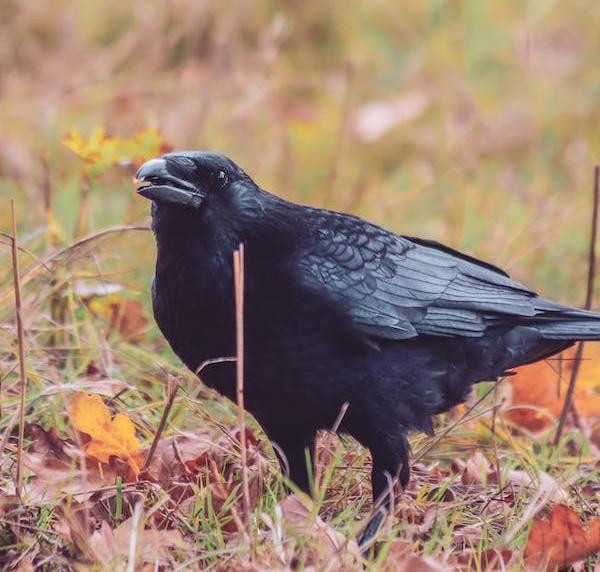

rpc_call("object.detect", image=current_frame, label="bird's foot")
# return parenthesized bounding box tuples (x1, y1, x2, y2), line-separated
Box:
(356, 506, 388, 549)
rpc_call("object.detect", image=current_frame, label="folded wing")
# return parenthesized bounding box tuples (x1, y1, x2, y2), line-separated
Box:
(297, 209, 538, 340)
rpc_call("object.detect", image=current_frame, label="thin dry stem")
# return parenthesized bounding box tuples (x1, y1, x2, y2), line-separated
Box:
(233, 244, 252, 530)
(10, 200, 27, 499)
(142, 375, 180, 473)
(553, 164, 600, 446)
(491, 382, 507, 521)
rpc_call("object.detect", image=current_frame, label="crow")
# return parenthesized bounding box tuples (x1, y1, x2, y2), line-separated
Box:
(136, 151, 600, 539)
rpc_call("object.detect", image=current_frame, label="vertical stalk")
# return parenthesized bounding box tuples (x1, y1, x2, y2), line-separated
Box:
(553, 165, 600, 446)
(10, 200, 27, 498)
(233, 244, 251, 529)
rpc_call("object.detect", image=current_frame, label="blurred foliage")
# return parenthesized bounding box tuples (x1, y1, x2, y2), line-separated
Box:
(2, 0, 600, 302)
(63, 126, 165, 174)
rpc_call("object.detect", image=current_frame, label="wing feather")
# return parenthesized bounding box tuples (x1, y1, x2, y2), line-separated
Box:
(297, 209, 539, 339)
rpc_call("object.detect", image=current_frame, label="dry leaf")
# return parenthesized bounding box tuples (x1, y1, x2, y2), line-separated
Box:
(383, 539, 450, 572)
(143, 430, 268, 531)
(70, 393, 144, 474)
(89, 295, 149, 341)
(89, 518, 184, 567)
(507, 345, 600, 431)
(524, 504, 600, 570)
(279, 494, 360, 565)
(23, 425, 120, 502)
(504, 469, 567, 503)
(13, 555, 35, 572)
(452, 548, 515, 571)
(461, 451, 491, 485)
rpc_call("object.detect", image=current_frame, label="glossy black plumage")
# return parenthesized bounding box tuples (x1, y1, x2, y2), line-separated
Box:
(136, 151, 600, 511)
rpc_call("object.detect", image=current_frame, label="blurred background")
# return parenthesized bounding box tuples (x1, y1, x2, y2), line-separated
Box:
(2, 0, 600, 307)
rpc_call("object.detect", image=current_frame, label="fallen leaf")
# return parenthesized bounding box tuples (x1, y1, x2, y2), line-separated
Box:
(23, 424, 120, 502)
(143, 429, 269, 531)
(507, 345, 600, 431)
(89, 295, 148, 341)
(278, 494, 360, 565)
(452, 548, 515, 571)
(89, 518, 184, 567)
(383, 539, 450, 572)
(13, 555, 35, 572)
(70, 393, 143, 474)
(461, 451, 491, 485)
(504, 469, 567, 503)
(524, 504, 600, 570)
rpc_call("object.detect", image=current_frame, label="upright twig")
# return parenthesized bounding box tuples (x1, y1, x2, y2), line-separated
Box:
(10, 200, 27, 498)
(233, 244, 251, 530)
(491, 382, 506, 521)
(553, 165, 600, 446)
(142, 375, 180, 473)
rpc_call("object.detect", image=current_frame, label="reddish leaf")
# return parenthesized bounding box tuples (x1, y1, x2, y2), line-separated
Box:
(524, 504, 600, 570)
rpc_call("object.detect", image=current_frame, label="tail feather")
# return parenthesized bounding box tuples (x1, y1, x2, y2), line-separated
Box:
(536, 321, 600, 340)
(532, 298, 600, 340)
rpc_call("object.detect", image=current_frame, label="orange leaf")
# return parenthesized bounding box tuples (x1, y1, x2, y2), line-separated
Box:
(89, 295, 148, 341)
(70, 393, 143, 474)
(507, 344, 600, 431)
(524, 504, 600, 570)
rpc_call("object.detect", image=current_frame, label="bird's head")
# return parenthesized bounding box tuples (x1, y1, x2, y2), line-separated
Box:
(135, 151, 251, 211)
(135, 151, 289, 244)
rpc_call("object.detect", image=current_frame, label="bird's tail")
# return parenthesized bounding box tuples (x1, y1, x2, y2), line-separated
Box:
(531, 299, 600, 340)
(496, 301, 600, 371)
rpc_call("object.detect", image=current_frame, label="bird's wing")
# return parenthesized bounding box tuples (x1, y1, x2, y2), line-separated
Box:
(296, 210, 538, 339)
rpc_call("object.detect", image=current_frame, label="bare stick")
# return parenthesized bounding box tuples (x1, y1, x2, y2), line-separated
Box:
(141, 375, 180, 473)
(491, 382, 506, 521)
(10, 200, 27, 499)
(553, 165, 600, 446)
(233, 244, 251, 529)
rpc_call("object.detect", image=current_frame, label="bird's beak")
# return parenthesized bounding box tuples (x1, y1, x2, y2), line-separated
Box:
(135, 158, 204, 209)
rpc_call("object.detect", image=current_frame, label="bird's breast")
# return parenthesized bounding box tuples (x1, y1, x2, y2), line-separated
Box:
(152, 250, 236, 377)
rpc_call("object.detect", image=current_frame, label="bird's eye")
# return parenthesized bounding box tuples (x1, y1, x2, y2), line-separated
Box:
(210, 170, 228, 188)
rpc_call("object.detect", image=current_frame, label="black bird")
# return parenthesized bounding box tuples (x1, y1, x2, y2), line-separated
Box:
(136, 151, 600, 533)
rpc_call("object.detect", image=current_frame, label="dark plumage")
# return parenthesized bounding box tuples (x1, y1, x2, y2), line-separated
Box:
(136, 151, 600, 523)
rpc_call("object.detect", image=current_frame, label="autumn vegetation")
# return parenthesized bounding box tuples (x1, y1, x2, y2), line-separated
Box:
(1, 2, 600, 570)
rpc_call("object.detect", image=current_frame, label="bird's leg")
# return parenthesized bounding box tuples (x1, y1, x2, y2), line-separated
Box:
(270, 431, 316, 495)
(358, 435, 410, 547)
